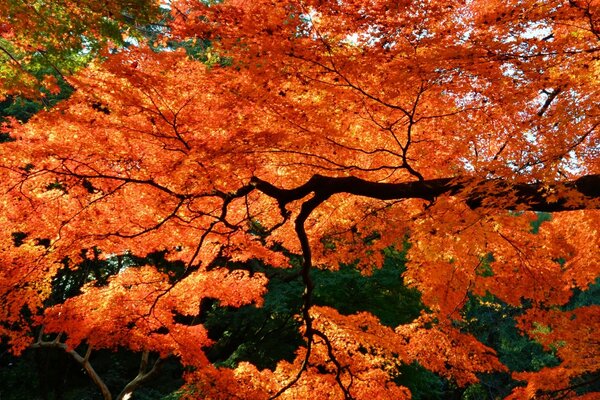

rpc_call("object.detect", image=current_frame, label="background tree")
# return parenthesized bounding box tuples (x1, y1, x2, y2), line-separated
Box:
(0, 0, 162, 97)
(1, 0, 600, 399)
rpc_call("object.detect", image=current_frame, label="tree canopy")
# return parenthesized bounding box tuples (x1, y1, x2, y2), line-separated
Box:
(1, 0, 599, 399)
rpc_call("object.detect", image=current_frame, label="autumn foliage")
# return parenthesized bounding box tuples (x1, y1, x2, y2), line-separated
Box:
(1, 0, 600, 398)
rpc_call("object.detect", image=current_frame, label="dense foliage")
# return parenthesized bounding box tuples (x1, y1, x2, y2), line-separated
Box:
(1, 0, 599, 399)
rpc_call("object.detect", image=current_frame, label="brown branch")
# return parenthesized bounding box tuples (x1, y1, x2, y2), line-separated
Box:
(289, 52, 412, 119)
(0, 44, 30, 74)
(537, 88, 562, 117)
(116, 351, 167, 400)
(250, 173, 600, 213)
(314, 329, 354, 400)
(31, 337, 167, 400)
(542, 371, 600, 399)
(31, 339, 112, 400)
(48, 166, 187, 199)
(269, 193, 325, 399)
(250, 172, 600, 398)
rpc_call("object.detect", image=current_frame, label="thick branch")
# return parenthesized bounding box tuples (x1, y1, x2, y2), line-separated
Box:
(31, 340, 165, 400)
(269, 194, 327, 399)
(31, 340, 112, 400)
(254, 172, 600, 399)
(538, 88, 562, 116)
(116, 351, 166, 400)
(251, 174, 600, 213)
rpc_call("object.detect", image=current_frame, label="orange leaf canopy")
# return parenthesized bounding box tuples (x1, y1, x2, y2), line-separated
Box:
(1, 0, 599, 398)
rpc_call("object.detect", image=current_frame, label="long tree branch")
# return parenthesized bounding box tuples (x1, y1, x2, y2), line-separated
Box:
(249, 172, 599, 398)
(116, 351, 167, 400)
(31, 339, 112, 400)
(250, 173, 600, 213)
(269, 193, 327, 399)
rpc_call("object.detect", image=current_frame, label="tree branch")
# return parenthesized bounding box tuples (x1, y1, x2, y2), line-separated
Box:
(116, 351, 167, 400)
(251, 174, 600, 213)
(268, 193, 326, 399)
(31, 339, 112, 400)
(538, 88, 562, 116)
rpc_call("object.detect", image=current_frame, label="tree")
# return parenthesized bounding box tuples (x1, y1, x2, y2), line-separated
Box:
(1, 0, 599, 398)
(0, 0, 162, 98)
